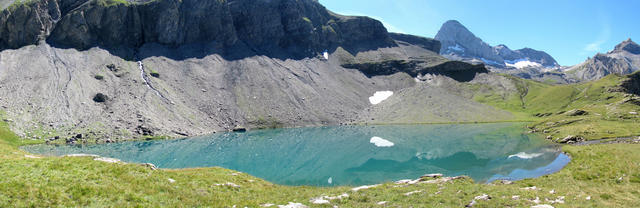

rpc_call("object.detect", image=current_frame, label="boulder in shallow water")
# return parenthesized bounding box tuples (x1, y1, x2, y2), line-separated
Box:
(420, 173, 443, 180)
(232, 126, 247, 132)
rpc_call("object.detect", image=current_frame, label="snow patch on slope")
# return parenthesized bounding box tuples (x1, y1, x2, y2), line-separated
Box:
(369, 91, 393, 105)
(448, 44, 465, 52)
(505, 59, 543, 69)
(480, 58, 503, 66)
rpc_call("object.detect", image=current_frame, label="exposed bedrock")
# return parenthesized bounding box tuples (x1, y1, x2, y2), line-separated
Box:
(1, 0, 396, 60)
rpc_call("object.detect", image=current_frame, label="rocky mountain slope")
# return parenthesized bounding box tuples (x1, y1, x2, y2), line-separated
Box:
(0, 0, 511, 142)
(567, 39, 640, 81)
(435, 20, 559, 68)
(434, 20, 568, 84)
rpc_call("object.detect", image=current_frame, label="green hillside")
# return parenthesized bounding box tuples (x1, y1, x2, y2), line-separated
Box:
(473, 73, 640, 140)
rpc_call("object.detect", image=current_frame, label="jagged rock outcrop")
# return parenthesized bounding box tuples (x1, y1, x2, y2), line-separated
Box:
(388, 32, 440, 53)
(1, 0, 396, 59)
(513, 48, 559, 67)
(435, 20, 559, 68)
(567, 39, 640, 81)
(613, 38, 640, 54)
(341, 32, 487, 82)
(620, 71, 640, 95)
(435, 20, 504, 65)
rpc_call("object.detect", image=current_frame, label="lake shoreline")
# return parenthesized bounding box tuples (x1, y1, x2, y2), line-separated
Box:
(22, 123, 569, 187)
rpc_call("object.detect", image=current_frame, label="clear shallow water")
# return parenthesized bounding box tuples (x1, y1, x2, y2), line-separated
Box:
(23, 123, 569, 186)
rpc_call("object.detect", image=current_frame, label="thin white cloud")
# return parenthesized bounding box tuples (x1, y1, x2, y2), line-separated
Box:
(379, 20, 406, 33)
(582, 12, 611, 54)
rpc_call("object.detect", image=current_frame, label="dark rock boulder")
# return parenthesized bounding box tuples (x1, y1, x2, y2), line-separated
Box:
(136, 125, 153, 136)
(565, 109, 588, 116)
(556, 135, 585, 144)
(232, 126, 247, 132)
(93, 93, 108, 103)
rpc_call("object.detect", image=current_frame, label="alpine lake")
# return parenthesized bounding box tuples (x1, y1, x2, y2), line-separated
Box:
(23, 123, 569, 186)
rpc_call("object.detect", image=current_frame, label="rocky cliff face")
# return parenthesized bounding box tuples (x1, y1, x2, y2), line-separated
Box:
(434, 20, 559, 68)
(1, 0, 395, 59)
(388, 32, 440, 53)
(567, 39, 640, 81)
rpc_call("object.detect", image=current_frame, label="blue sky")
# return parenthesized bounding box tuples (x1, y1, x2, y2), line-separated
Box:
(319, 0, 640, 66)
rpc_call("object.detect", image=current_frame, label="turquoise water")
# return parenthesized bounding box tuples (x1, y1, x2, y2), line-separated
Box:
(23, 123, 569, 186)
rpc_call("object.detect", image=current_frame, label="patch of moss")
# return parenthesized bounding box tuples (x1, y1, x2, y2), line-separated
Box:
(150, 70, 160, 78)
(143, 135, 169, 141)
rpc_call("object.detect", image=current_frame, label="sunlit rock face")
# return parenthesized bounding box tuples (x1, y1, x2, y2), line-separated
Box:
(567, 39, 640, 81)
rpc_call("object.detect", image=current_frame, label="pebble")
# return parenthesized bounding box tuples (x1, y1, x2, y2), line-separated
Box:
(309, 197, 329, 204)
(351, 184, 380, 192)
(277, 202, 308, 208)
(94, 157, 121, 163)
(24, 154, 42, 159)
(141, 163, 157, 170)
(466, 194, 490, 207)
(531, 205, 554, 208)
(64, 154, 100, 158)
(421, 173, 443, 178)
(214, 182, 240, 188)
(474, 194, 491, 201)
(325, 193, 349, 200)
(403, 190, 422, 196)
(531, 197, 541, 204)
